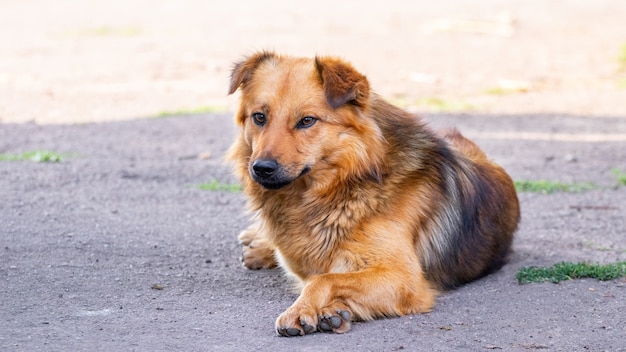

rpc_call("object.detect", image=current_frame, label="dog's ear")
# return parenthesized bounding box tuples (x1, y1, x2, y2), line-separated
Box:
(315, 56, 370, 109)
(228, 51, 277, 95)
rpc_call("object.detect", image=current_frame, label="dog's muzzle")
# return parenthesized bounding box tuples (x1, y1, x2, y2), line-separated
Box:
(250, 159, 309, 190)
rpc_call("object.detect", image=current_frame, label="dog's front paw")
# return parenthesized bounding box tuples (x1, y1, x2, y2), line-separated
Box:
(241, 243, 277, 269)
(237, 229, 277, 270)
(275, 304, 318, 337)
(275, 303, 352, 337)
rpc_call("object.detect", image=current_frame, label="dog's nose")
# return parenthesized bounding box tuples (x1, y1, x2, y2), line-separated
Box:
(252, 159, 278, 178)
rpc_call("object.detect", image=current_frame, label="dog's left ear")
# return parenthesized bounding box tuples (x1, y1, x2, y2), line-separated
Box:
(315, 56, 370, 109)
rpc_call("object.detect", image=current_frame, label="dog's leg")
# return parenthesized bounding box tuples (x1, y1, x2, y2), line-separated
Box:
(238, 225, 277, 269)
(275, 264, 436, 336)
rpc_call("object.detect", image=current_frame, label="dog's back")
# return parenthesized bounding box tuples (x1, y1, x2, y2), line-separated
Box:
(367, 97, 519, 289)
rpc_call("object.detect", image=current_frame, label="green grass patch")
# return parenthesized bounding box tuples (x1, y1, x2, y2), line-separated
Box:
(514, 180, 597, 194)
(157, 105, 227, 118)
(612, 168, 626, 186)
(517, 261, 626, 284)
(196, 179, 241, 192)
(0, 150, 64, 163)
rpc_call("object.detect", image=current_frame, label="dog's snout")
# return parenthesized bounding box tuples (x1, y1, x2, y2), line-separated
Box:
(252, 159, 279, 178)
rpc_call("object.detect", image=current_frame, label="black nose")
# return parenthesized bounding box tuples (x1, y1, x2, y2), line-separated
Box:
(252, 159, 278, 178)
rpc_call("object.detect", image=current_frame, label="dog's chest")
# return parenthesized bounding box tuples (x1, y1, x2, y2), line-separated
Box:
(264, 192, 377, 279)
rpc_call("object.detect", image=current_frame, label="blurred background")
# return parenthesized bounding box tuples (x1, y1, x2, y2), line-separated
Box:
(1, 0, 625, 124)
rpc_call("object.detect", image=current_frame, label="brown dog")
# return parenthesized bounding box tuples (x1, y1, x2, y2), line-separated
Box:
(227, 51, 520, 336)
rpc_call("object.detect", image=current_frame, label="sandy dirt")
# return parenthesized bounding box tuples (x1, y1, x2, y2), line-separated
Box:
(1, 0, 626, 123)
(1, 1, 625, 351)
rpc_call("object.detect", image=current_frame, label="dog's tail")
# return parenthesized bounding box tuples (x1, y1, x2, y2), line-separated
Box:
(420, 130, 520, 290)
(438, 128, 487, 162)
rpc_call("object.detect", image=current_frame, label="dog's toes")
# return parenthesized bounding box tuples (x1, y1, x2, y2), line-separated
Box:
(277, 320, 315, 336)
(277, 327, 302, 337)
(318, 308, 352, 334)
(276, 302, 353, 336)
(338, 310, 351, 321)
(301, 321, 316, 334)
(275, 306, 318, 337)
(318, 316, 341, 331)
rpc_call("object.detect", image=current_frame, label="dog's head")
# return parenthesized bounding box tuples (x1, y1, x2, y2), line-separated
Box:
(228, 51, 383, 191)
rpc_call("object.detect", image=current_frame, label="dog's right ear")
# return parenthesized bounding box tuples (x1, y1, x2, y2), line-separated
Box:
(228, 51, 277, 95)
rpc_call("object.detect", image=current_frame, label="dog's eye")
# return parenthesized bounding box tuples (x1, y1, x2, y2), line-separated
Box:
(252, 112, 266, 126)
(296, 116, 317, 129)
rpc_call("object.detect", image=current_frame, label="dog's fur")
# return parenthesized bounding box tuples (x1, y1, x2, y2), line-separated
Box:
(227, 51, 520, 336)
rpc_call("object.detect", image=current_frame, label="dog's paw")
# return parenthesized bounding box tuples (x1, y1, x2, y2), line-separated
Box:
(241, 243, 277, 269)
(275, 303, 352, 337)
(275, 304, 318, 337)
(238, 228, 277, 269)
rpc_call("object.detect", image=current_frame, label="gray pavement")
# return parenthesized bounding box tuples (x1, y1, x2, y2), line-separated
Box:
(1, 113, 625, 351)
